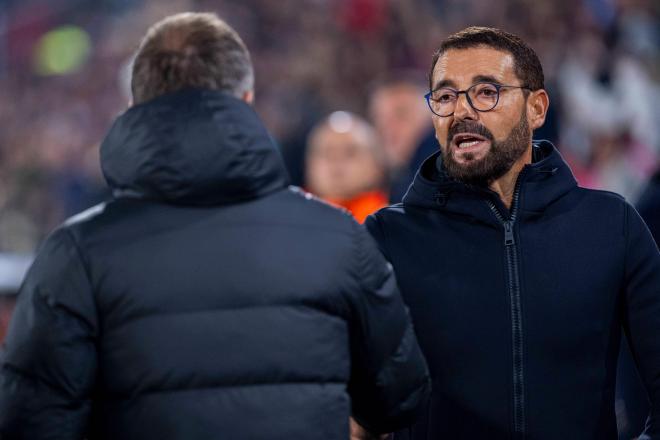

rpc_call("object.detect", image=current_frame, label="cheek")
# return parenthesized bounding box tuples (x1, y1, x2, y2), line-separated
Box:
(484, 108, 523, 140)
(495, 123, 519, 141)
(432, 118, 449, 148)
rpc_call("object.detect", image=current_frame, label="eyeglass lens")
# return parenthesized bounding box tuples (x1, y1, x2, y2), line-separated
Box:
(429, 83, 500, 116)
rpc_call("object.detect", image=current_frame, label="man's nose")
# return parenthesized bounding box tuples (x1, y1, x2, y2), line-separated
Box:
(453, 92, 477, 120)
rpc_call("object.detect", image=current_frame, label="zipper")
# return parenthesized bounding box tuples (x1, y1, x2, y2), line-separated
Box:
(486, 177, 525, 439)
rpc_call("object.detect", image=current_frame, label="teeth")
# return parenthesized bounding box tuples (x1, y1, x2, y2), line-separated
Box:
(458, 140, 481, 148)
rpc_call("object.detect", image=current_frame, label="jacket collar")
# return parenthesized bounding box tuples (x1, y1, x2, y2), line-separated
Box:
(402, 141, 578, 221)
(101, 88, 289, 205)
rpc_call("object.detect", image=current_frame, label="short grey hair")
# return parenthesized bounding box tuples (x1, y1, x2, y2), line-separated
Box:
(131, 12, 254, 104)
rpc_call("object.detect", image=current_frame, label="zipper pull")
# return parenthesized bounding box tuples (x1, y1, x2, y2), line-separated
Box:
(504, 221, 515, 246)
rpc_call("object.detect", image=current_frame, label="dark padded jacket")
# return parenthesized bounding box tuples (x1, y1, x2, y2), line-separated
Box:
(366, 142, 660, 440)
(0, 89, 430, 440)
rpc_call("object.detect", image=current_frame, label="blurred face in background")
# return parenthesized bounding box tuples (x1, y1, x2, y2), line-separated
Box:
(369, 83, 431, 170)
(306, 112, 385, 201)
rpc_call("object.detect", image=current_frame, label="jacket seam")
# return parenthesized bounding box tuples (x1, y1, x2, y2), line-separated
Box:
(372, 213, 393, 262)
(108, 302, 349, 328)
(104, 380, 347, 399)
(62, 227, 95, 296)
(349, 220, 395, 305)
(62, 227, 102, 337)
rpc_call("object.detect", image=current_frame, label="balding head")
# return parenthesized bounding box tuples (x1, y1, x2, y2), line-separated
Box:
(131, 12, 253, 104)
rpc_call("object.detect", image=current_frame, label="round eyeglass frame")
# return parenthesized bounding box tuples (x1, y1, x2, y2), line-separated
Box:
(424, 82, 530, 117)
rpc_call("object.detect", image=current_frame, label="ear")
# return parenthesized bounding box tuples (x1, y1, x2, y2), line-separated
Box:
(527, 89, 549, 131)
(242, 90, 254, 105)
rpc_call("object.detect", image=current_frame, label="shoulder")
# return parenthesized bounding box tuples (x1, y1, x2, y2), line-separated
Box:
(364, 204, 412, 260)
(574, 186, 626, 204)
(57, 202, 112, 247)
(366, 203, 423, 236)
(368, 203, 407, 225)
(572, 186, 629, 216)
(63, 202, 108, 228)
(571, 187, 648, 238)
(274, 186, 358, 233)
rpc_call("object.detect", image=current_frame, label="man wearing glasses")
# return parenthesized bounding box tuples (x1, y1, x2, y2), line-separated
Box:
(366, 27, 660, 439)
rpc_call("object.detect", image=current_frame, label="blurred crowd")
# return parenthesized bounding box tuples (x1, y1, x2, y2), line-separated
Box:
(0, 0, 658, 252)
(0, 0, 658, 436)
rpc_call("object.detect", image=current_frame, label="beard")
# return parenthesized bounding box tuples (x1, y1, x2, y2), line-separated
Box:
(441, 110, 531, 186)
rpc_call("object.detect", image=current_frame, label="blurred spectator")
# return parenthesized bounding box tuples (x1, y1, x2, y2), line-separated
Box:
(368, 76, 437, 203)
(306, 111, 388, 223)
(557, 10, 659, 201)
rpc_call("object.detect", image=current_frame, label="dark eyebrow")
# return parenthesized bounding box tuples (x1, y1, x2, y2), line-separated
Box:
(431, 79, 457, 91)
(472, 75, 500, 84)
(432, 75, 502, 91)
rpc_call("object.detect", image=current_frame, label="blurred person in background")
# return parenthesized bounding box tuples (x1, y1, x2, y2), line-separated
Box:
(557, 16, 659, 202)
(366, 26, 660, 439)
(369, 76, 437, 203)
(306, 111, 388, 223)
(0, 12, 430, 440)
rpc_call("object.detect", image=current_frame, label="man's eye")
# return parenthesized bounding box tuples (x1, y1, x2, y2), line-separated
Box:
(437, 93, 454, 103)
(478, 88, 498, 97)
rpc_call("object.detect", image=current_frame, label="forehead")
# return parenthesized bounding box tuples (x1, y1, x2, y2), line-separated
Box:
(371, 85, 420, 112)
(373, 84, 419, 102)
(432, 46, 517, 88)
(311, 127, 367, 152)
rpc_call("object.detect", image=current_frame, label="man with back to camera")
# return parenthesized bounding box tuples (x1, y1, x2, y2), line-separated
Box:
(366, 26, 660, 439)
(0, 12, 430, 439)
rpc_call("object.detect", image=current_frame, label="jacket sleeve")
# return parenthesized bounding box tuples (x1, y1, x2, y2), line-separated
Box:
(343, 218, 430, 434)
(364, 212, 390, 261)
(0, 227, 98, 440)
(621, 204, 660, 440)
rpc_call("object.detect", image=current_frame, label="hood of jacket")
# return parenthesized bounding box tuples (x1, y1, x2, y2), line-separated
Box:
(402, 140, 578, 220)
(100, 88, 289, 205)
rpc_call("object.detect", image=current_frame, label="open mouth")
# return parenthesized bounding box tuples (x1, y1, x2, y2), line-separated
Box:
(451, 133, 490, 151)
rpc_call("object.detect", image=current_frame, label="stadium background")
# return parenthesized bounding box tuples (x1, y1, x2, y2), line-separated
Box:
(0, 0, 658, 438)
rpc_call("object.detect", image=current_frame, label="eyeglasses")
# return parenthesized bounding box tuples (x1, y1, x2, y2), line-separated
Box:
(424, 82, 530, 117)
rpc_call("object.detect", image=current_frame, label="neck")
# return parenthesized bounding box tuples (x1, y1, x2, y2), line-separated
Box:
(488, 147, 532, 210)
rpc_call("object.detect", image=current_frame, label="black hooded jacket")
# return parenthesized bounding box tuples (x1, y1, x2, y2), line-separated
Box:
(366, 142, 660, 440)
(0, 89, 430, 439)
